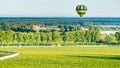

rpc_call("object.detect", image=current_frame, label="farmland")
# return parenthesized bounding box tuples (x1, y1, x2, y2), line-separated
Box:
(0, 46, 120, 68)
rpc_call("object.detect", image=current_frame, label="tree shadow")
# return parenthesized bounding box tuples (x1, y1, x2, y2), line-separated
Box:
(0, 51, 9, 53)
(65, 55, 120, 60)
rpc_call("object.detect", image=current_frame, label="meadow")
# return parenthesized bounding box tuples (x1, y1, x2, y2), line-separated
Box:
(0, 51, 9, 57)
(0, 46, 120, 68)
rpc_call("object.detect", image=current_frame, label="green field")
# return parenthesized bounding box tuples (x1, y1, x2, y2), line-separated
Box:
(0, 51, 9, 57)
(0, 46, 120, 68)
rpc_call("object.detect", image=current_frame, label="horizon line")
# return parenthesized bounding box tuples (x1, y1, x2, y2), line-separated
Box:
(0, 16, 120, 18)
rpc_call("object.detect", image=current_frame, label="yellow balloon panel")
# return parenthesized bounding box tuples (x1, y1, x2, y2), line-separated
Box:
(76, 5, 87, 17)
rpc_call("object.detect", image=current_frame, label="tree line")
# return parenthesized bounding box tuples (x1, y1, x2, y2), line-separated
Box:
(0, 29, 100, 46)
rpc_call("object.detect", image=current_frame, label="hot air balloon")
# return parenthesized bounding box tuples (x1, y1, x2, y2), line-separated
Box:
(76, 5, 87, 17)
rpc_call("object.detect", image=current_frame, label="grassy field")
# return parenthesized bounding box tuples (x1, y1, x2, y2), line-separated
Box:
(0, 51, 10, 57)
(0, 46, 120, 68)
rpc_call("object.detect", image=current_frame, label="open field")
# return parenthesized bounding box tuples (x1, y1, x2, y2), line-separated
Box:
(0, 46, 120, 68)
(0, 51, 9, 57)
(100, 31, 118, 35)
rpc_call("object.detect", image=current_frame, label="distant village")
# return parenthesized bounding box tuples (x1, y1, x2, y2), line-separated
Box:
(33, 24, 119, 35)
(33, 25, 57, 30)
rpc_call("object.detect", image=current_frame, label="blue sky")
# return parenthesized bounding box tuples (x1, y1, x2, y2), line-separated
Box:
(0, 0, 120, 17)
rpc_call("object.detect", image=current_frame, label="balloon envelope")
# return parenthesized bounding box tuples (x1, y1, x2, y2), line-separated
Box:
(76, 5, 87, 17)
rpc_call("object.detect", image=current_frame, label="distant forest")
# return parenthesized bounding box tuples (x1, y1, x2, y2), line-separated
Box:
(0, 17, 120, 31)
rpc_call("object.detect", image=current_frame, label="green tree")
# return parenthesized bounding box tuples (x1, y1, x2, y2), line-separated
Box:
(30, 22, 34, 30)
(17, 32, 24, 44)
(63, 32, 74, 42)
(1, 22, 10, 30)
(94, 26, 100, 42)
(5, 30, 14, 44)
(105, 35, 117, 43)
(115, 32, 120, 43)
(23, 33, 29, 44)
(74, 30, 85, 42)
(52, 31, 62, 43)
(59, 25, 65, 32)
(85, 31, 91, 42)
(28, 32, 35, 44)
(0, 30, 5, 45)
(76, 25, 82, 31)
(34, 32, 41, 44)
(64, 25, 69, 32)
(41, 32, 47, 42)
(13, 32, 18, 44)
(46, 32, 52, 43)
(69, 26, 74, 31)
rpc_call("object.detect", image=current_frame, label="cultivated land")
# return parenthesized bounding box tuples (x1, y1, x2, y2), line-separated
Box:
(0, 46, 120, 68)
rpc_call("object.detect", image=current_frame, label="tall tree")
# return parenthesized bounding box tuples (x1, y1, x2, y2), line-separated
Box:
(23, 33, 29, 44)
(40, 32, 47, 42)
(46, 32, 52, 43)
(5, 30, 14, 44)
(52, 31, 62, 43)
(115, 32, 120, 43)
(105, 35, 117, 43)
(28, 32, 35, 44)
(34, 32, 41, 44)
(0, 30, 5, 45)
(17, 32, 24, 44)
(85, 31, 91, 42)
